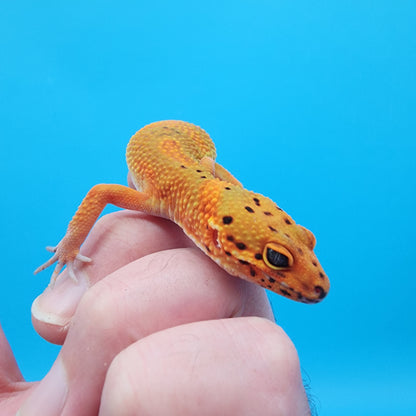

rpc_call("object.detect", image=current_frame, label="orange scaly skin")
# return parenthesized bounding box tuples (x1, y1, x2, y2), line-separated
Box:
(35, 120, 330, 303)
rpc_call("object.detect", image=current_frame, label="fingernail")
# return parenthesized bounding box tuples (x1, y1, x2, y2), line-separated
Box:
(32, 270, 89, 326)
(16, 357, 68, 416)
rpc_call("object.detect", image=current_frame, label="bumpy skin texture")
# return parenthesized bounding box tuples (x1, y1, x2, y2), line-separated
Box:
(36, 120, 330, 303)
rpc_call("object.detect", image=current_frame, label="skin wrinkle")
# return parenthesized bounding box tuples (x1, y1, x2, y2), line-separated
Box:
(80, 266, 163, 346)
(121, 345, 151, 412)
(163, 331, 205, 411)
(186, 342, 203, 390)
(145, 249, 245, 323)
(145, 249, 185, 281)
(227, 276, 248, 318)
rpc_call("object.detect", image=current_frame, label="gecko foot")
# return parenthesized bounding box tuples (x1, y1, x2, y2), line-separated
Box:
(34, 243, 92, 287)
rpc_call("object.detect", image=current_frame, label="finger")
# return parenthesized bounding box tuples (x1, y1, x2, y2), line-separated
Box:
(0, 323, 32, 413)
(0, 323, 25, 385)
(100, 317, 310, 416)
(32, 210, 193, 344)
(20, 248, 272, 416)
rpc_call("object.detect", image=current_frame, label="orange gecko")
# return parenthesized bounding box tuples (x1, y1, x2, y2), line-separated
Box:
(35, 120, 330, 303)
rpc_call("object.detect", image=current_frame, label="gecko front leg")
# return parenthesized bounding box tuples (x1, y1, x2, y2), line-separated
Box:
(35, 183, 154, 286)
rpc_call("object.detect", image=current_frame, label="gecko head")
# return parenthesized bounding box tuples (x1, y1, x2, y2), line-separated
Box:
(258, 229, 329, 303)
(214, 188, 330, 303)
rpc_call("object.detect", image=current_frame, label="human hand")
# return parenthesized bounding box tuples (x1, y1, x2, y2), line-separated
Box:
(1, 211, 310, 415)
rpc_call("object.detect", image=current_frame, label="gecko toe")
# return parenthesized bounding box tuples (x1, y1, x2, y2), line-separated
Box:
(48, 262, 64, 288)
(76, 253, 92, 263)
(67, 262, 78, 282)
(34, 252, 59, 275)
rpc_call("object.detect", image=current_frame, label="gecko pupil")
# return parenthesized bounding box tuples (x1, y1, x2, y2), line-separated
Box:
(266, 248, 289, 268)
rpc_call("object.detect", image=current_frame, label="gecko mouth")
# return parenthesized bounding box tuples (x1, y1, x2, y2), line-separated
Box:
(297, 286, 328, 304)
(269, 279, 328, 304)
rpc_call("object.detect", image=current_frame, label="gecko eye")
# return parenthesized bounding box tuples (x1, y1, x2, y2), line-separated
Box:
(263, 243, 293, 269)
(267, 249, 289, 267)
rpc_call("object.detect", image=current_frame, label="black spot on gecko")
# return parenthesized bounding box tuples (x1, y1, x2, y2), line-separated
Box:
(226, 235, 234, 242)
(297, 247, 304, 255)
(236, 242, 247, 250)
(180, 165, 187, 169)
(284, 218, 292, 225)
(276, 205, 283, 211)
(245, 206, 254, 213)
(276, 271, 286, 278)
(225, 251, 232, 256)
(250, 268, 256, 277)
(196, 169, 203, 173)
(263, 211, 273, 216)
(268, 226, 277, 232)
(319, 272, 325, 279)
(225, 187, 231, 190)
(223, 216, 233, 225)
(239, 259, 250, 265)
(267, 284, 272, 289)
(281, 289, 292, 298)
(253, 197, 261, 206)
(261, 278, 265, 282)
(200, 176, 207, 179)
(312, 261, 318, 267)
(255, 253, 262, 260)
(268, 277, 276, 283)
(204, 245, 211, 253)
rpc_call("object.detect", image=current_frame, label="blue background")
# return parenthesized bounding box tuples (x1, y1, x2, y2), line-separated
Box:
(1, 1, 415, 414)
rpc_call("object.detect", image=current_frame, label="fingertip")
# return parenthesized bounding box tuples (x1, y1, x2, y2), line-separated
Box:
(31, 273, 90, 344)
(100, 318, 309, 416)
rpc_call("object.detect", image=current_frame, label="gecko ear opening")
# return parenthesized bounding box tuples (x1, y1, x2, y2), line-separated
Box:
(263, 243, 293, 269)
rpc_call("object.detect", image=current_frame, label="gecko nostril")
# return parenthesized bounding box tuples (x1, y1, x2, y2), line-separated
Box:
(314, 285, 327, 299)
